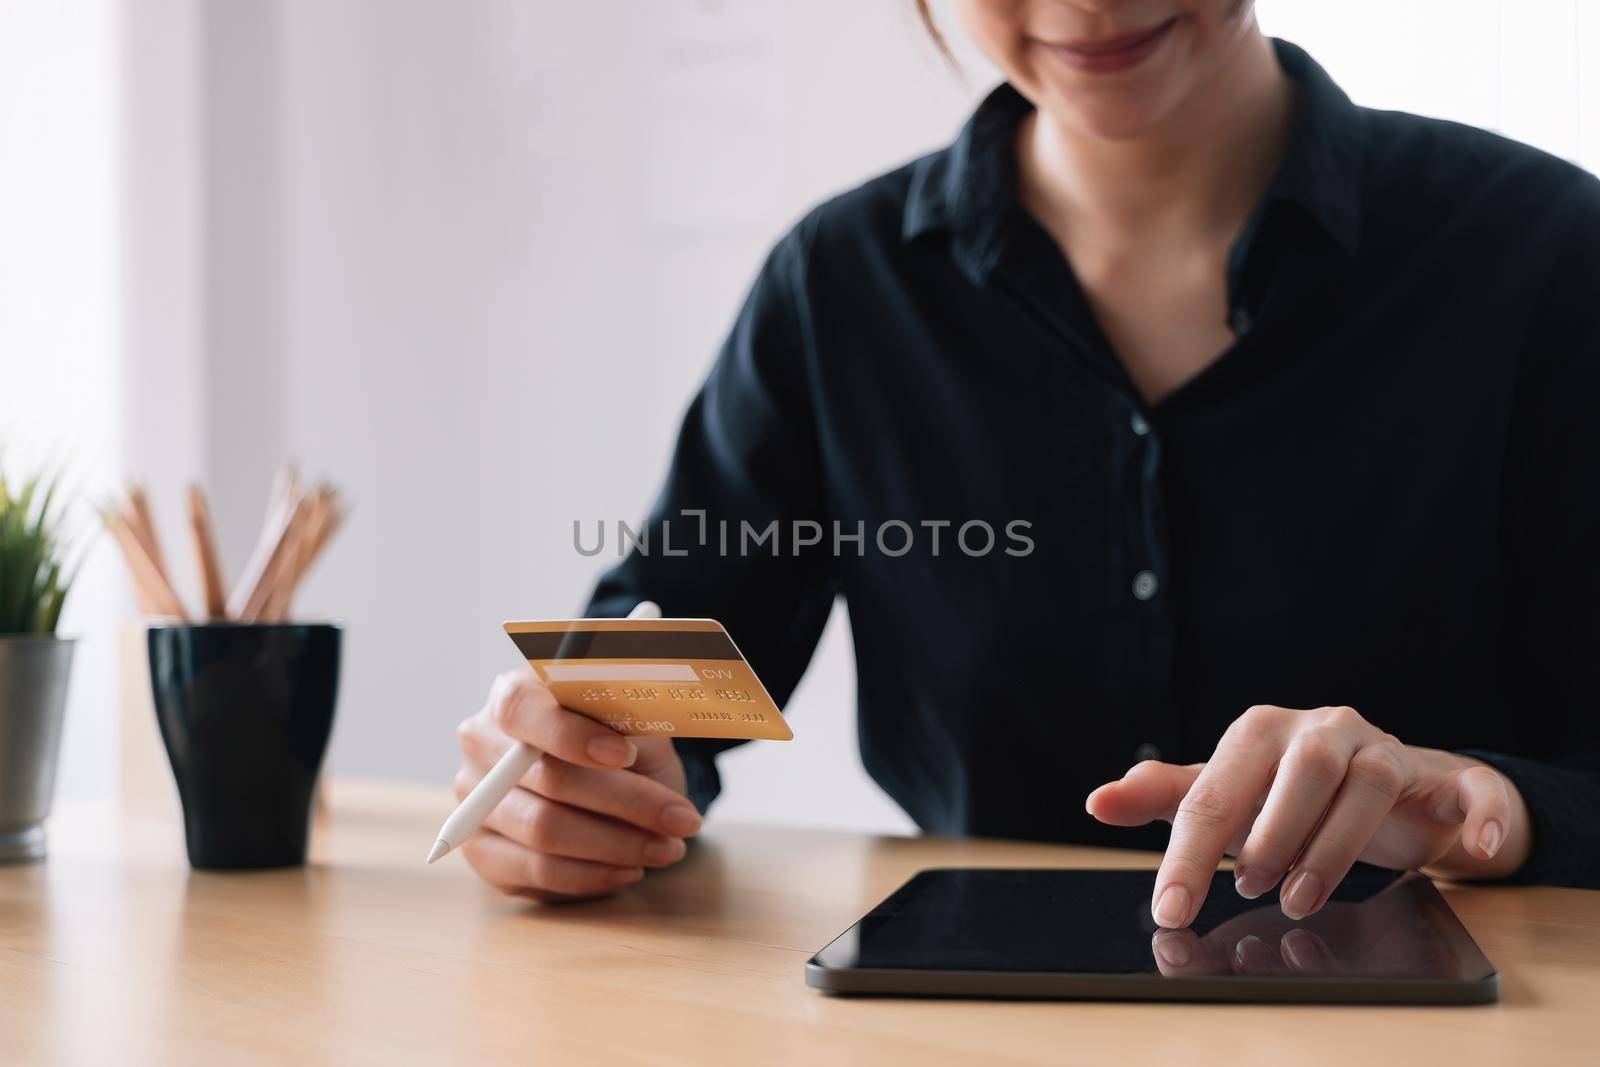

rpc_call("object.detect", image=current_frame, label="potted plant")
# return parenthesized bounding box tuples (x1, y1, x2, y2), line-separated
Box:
(0, 462, 78, 861)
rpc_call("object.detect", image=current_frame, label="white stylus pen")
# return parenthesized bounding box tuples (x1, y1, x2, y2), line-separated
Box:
(426, 599, 662, 864)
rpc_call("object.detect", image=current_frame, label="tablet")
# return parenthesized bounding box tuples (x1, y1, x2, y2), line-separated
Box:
(806, 867, 1497, 1003)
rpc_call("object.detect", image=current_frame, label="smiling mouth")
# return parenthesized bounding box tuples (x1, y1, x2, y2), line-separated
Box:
(1042, 17, 1179, 74)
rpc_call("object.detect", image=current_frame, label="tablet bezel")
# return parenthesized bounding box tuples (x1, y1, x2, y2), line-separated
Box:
(804, 868, 1499, 1004)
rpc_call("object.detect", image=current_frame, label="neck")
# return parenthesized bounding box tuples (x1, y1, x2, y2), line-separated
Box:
(1019, 31, 1293, 243)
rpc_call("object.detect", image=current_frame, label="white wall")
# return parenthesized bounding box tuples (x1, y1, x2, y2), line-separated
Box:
(1259, 0, 1599, 166)
(0, 0, 122, 801)
(93, 0, 1600, 833)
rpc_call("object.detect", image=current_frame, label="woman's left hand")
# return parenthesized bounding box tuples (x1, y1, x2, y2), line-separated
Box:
(1086, 705, 1532, 929)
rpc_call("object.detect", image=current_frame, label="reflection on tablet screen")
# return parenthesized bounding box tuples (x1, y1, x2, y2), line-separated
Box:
(820, 867, 1493, 982)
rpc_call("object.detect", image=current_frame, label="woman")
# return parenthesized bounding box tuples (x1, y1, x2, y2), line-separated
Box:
(454, 0, 1600, 931)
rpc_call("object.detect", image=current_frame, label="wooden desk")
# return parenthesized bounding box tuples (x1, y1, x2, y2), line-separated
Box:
(2, 780, 1597, 1066)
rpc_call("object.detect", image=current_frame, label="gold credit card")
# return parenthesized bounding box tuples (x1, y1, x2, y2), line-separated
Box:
(503, 618, 792, 741)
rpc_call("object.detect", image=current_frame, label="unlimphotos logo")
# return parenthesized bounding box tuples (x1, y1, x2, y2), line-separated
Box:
(573, 509, 1036, 559)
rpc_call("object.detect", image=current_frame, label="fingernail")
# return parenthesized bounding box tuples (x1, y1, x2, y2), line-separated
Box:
(1152, 931, 1191, 967)
(1281, 870, 1323, 920)
(1233, 864, 1273, 900)
(661, 803, 701, 837)
(1233, 934, 1275, 972)
(609, 866, 644, 886)
(1153, 884, 1191, 928)
(1478, 819, 1503, 859)
(588, 735, 637, 767)
(643, 837, 685, 865)
(1281, 928, 1323, 973)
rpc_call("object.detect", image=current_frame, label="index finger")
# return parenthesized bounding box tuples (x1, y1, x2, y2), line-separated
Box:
(1152, 725, 1281, 928)
(492, 671, 638, 770)
(525, 757, 701, 838)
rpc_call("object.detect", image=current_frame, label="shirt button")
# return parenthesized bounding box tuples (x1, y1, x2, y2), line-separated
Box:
(1129, 412, 1150, 437)
(1132, 570, 1159, 601)
(1134, 742, 1162, 764)
(1230, 306, 1252, 335)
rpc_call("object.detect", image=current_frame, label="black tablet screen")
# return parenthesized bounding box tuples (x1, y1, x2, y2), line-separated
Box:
(812, 867, 1495, 982)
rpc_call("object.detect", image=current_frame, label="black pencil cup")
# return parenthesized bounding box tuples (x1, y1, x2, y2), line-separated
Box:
(148, 622, 341, 869)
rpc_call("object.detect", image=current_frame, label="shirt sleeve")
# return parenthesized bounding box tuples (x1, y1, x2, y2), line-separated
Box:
(582, 224, 836, 814)
(1477, 172, 1600, 888)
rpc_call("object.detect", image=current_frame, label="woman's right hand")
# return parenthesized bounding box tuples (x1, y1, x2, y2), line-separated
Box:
(454, 667, 701, 901)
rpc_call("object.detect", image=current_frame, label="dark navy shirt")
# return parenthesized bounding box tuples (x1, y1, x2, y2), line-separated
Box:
(586, 40, 1600, 888)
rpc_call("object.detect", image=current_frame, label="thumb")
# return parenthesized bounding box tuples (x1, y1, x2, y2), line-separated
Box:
(1416, 764, 1514, 861)
(1087, 760, 1204, 827)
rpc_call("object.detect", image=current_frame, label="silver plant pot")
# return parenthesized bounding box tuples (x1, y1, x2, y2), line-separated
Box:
(0, 636, 75, 862)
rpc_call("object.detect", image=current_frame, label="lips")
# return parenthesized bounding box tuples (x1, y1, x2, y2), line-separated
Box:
(1043, 17, 1178, 74)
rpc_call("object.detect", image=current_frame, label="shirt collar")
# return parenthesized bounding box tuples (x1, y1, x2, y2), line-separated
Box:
(902, 39, 1365, 283)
